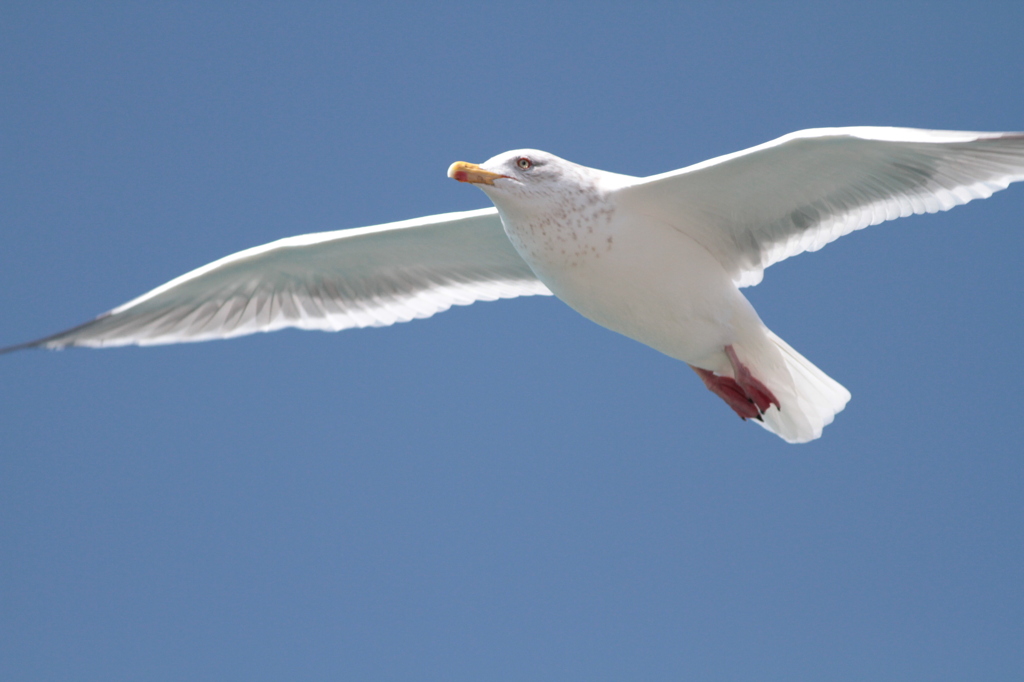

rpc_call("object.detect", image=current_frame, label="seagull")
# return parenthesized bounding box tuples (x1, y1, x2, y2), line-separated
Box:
(5, 127, 1024, 442)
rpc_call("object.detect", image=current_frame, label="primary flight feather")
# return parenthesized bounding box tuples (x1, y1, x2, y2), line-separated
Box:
(6, 127, 1024, 442)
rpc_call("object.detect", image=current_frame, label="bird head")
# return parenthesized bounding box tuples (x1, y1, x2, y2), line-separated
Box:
(448, 150, 591, 208)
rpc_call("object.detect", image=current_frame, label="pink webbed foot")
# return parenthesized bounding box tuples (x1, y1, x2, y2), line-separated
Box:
(691, 365, 762, 420)
(690, 345, 781, 421)
(724, 345, 780, 414)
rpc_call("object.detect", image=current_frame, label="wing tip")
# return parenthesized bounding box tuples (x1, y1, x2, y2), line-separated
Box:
(0, 312, 117, 355)
(0, 340, 43, 355)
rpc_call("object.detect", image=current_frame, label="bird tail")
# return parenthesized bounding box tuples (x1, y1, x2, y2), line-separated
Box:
(753, 329, 851, 443)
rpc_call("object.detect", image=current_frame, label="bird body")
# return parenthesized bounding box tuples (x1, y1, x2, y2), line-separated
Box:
(493, 163, 751, 370)
(462, 149, 850, 441)
(6, 127, 1024, 443)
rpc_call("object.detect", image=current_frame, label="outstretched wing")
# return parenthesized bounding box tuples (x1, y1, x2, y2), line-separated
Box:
(3, 208, 550, 352)
(617, 127, 1024, 287)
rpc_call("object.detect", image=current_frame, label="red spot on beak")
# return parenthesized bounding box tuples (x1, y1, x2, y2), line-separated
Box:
(453, 170, 468, 183)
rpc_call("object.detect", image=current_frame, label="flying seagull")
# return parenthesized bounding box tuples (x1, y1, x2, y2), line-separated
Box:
(5, 127, 1024, 442)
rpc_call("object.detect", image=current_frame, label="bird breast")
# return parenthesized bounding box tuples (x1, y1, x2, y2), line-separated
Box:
(497, 190, 618, 275)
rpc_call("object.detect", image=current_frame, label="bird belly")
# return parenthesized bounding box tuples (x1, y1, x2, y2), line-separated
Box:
(510, 214, 759, 372)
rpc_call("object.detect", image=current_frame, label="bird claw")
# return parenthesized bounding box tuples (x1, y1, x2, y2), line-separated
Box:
(691, 345, 780, 420)
(725, 345, 780, 414)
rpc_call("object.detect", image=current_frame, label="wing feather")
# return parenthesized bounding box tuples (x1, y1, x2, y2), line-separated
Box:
(4, 208, 550, 352)
(617, 127, 1024, 286)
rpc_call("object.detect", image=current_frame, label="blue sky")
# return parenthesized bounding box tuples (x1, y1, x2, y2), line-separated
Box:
(2, 3, 1022, 680)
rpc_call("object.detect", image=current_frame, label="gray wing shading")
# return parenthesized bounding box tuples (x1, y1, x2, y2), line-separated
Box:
(3, 208, 551, 352)
(617, 127, 1024, 287)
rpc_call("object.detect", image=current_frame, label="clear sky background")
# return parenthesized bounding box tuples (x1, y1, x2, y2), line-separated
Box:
(2, 3, 1022, 681)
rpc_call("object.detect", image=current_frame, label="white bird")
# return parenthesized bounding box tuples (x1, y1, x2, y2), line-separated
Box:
(5, 127, 1024, 442)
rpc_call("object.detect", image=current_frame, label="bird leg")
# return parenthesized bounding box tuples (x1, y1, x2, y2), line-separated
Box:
(690, 345, 781, 421)
(691, 365, 762, 420)
(724, 345, 780, 414)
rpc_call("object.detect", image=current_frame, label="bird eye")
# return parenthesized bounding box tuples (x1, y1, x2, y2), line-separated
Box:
(516, 157, 533, 170)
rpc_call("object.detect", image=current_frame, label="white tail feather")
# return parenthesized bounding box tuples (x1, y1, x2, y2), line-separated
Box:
(755, 330, 851, 443)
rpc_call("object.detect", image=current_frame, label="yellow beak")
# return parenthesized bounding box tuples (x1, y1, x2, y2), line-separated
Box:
(447, 161, 508, 186)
